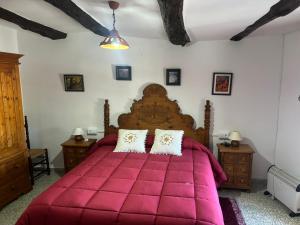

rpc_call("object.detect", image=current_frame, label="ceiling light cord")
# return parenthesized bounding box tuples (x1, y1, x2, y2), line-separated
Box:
(113, 9, 116, 30)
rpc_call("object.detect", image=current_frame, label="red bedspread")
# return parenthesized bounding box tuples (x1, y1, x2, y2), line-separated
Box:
(16, 135, 227, 225)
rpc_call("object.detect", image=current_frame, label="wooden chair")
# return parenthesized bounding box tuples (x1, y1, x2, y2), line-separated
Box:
(25, 116, 50, 185)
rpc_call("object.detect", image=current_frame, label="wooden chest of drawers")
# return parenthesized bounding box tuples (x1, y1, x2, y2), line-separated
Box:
(62, 138, 97, 172)
(0, 152, 32, 208)
(217, 144, 254, 191)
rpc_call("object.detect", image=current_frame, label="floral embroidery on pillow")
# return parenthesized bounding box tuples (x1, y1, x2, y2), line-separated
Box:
(124, 133, 137, 144)
(160, 134, 174, 145)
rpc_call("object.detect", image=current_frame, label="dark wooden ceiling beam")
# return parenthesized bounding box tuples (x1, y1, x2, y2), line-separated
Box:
(231, 0, 300, 41)
(157, 0, 190, 46)
(44, 0, 110, 37)
(0, 7, 67, 40)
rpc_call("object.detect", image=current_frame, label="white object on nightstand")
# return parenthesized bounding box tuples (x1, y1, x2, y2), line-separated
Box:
(212, 130, 230, 138)
(87, 127, 98, 135)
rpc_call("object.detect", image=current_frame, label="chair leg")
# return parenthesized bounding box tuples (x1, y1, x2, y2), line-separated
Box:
(45, 149, 51, 175)
(28, 156, 34, 185)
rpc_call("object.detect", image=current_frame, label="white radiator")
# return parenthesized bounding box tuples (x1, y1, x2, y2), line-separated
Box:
(267, 165, 300, 216)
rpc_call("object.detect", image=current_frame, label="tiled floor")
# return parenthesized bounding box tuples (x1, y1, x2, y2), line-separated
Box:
(0, 171, 299, 225)
(219, 181, 300, 225)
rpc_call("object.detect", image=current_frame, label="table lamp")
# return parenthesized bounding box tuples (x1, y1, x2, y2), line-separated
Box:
(229, 131, 242, 147)
(73, 128, 84, 141)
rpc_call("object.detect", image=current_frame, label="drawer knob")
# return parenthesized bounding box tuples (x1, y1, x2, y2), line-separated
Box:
(11, 185, 16, 191)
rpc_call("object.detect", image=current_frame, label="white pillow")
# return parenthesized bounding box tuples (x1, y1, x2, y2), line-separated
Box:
(114, 129, 148, 153)
(150, 129, 184, 156)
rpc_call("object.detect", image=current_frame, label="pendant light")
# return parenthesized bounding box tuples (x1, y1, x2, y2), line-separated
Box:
(100, 1, 129, 50)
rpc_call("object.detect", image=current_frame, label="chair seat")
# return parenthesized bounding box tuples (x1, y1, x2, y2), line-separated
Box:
(29, 149, 46, 159)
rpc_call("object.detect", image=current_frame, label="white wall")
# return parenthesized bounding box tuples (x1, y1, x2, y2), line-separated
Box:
(0, 24, 18, 53)
(276, 31, 300, 179)
(17, 31, 283, 179)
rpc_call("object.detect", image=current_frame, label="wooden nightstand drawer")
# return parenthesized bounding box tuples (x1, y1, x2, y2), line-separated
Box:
(235, 176, 250, 187)
(222, 153, 235, 164)
(235, 164, 249, 176)
(224, 175, 235, 186)
(65, 157, 78, 167)
(236, 154, 250, 164)
(63, 147, 77, 155)
(64, 147, 86, 157)
(77, 149, 87, 159)
(223, 164, 234, 175)
(77, 149, 86, 154)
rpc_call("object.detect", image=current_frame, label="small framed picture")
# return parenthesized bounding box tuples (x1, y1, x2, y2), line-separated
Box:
(64, 74, 84, 92)
(166, 69, 181, 86)
(116, 66, 132, 81)
(212, 72, 233, 95)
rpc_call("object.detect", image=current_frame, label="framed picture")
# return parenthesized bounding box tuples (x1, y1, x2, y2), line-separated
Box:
(116, 66, 132, 81)
(212, 72, 233, 95)
(64, 74, 84, 92)
(166, 69, 181, 86)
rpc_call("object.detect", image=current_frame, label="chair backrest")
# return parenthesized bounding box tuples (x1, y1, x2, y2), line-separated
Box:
(24, 116, 31, 149)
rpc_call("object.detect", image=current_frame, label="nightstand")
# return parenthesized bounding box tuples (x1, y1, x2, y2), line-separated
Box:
(61, 138, 97, 173)
(217, 144, 254, 191)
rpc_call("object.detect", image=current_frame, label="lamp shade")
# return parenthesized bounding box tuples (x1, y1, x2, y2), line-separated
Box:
(73, 128, 84, 136)
(229, 131, 242, 141)
(100, 29, 129, 50)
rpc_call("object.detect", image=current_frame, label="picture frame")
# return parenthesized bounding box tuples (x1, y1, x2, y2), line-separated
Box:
(64, 74, 84, 92)
(166, 69, 181, 86)
(212, 72, 233, 95)
(116, 66, 132, 81)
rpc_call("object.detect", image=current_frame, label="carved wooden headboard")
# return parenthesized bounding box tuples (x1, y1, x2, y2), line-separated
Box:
(104, 84, 211, 147)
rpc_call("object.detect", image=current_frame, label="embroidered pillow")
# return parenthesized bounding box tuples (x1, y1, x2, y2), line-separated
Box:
(150, 129, 184, 156)
(114, 129, 148, 153)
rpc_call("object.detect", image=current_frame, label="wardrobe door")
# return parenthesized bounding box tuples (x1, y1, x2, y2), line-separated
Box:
(0, 70, 7, 159)
(0, 64, 25, 157)
(11, 65, 26, 150)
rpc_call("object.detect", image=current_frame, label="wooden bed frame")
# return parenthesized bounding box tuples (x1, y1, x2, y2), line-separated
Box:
(104, 84, 211, 148)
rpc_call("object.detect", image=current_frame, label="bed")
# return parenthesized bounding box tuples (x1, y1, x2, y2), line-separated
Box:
(16, 84, 227, 225)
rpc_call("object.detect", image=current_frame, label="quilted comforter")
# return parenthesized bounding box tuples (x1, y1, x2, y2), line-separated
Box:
(16, 135, 227, 225)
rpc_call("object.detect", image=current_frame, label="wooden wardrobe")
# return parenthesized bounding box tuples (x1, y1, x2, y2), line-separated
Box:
(0, 52, 31, 208)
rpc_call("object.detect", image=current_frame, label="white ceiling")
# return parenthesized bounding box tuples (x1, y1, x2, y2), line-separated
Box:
(1, 0, 300, 42)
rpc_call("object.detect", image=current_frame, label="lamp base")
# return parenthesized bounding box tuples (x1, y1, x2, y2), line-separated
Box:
(108, 1, 119, 10)
(74, 135, 84, 142)
(231, 140, 240, 147)
(222, 142, 231, 147)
